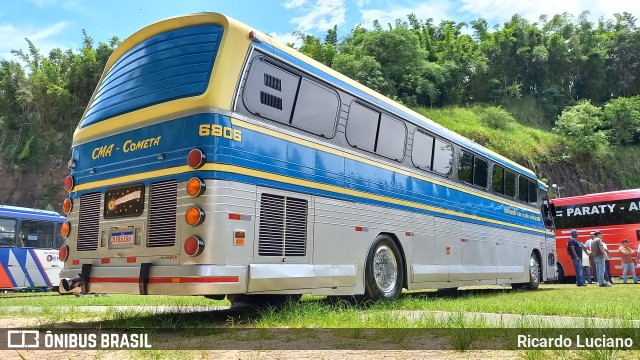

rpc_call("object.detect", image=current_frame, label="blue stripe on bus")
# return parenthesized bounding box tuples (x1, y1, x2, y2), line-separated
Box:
(253, 42, 533, 178)
(0, 248, 17, 287)
(71, 113, 542, 229)
(28, 249, 51, 287)
(11, 248, 34, 287)
(81, 25, 224, 128)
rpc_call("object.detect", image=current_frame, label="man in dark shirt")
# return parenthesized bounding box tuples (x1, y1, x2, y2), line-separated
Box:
(567, 229, 586, 286)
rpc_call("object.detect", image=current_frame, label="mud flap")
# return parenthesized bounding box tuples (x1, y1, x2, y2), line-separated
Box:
(81, 264, 92, 293)
(139, 263, 151, 295)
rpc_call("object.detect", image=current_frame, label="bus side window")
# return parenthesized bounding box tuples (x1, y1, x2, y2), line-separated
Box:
(19, 220, 54, 248)
(346, 102, 379, 153)
(376, 114, 406, 161)
(0, 218, 16, 247)
(432, 139, 453, 175)
(290, 79, 340, 137)
(243, 59, 301, 125)
(411, 131, 434, 171)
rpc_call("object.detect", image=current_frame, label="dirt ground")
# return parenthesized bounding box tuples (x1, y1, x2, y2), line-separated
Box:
(0, 316, 525, 360)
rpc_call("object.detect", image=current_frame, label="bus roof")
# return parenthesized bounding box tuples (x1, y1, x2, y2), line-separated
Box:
(0, 205, 65, 222)
(552, 188, 640, 206)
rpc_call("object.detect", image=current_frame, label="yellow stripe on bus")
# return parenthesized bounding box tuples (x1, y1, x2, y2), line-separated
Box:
(73, 163, 545, 234)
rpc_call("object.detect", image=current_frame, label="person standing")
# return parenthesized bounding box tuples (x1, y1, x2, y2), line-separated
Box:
(585, 232, 596, 279)
(619, 239, 638, 284)
(592, 231, 611, 287)
(581, 243, 593, 284)
(567, 229, 585, 286)
(602, 241, 613, 284)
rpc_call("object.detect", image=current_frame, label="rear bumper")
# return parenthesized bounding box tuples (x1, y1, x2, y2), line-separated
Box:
(58, 264, 247, 295)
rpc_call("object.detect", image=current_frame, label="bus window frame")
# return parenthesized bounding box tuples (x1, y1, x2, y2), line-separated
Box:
(18, 219, 56, 249)
(0, 217, 17, 247)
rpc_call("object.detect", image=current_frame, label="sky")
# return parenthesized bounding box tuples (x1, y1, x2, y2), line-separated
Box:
(1, 0, 640, 61)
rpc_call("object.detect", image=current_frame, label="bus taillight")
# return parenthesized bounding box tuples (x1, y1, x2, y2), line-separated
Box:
(62, 198, 72, 215)
(184, 236, 204, 256)
(59, 245, 69, 262)
(185, 206, 205, 226)
(64, 175, 74, 192)
(61, 222, 71, 238)
(186, 177, 206, 197)
(187, 148, 206, 169)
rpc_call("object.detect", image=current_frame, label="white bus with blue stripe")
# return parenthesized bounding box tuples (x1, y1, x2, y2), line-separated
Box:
(0, 205, 66, 291)
(58, 13, 556, 302)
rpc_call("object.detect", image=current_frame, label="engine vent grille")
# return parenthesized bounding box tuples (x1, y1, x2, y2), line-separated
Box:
(147, 180, 177, 247)
(258, 193, 307, 257)
(77, 192, 101, 251)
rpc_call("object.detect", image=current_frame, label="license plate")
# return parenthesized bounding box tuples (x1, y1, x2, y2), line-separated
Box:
(111, 230, 134, 245)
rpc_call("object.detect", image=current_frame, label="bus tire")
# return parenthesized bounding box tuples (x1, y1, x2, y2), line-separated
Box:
(363, 235, 404, 301)
(512, 253, 541, 290)
(556, 262, 566, 283)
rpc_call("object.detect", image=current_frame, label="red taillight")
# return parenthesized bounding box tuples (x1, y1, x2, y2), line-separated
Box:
(62, 198, 72, 215)
(186, 177, 206, 197)
(59, 245, 69, 262)
(64, 175, 74, 192)
(187, 149, 206, 169)
(184, 236, 204, 256)
(185, 206, 205, 226)
(61, 222, 70, 238)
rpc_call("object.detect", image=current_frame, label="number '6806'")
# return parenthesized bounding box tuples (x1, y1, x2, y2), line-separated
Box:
(198, 124, 242, 142)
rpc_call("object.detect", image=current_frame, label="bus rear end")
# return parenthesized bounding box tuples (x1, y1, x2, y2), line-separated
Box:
(58, 13, 255, 296)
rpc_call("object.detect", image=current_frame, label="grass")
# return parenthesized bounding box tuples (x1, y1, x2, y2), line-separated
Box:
(3, 283, 640, 322)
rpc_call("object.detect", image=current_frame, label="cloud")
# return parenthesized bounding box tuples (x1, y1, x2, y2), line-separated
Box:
(284, 0, 308, 9)
(0, 22, 69, 61)
(269, 31, 302, 47)
(461, 0, 640, 23)
(29, 0, 57, 7)
(359, 1, 455, 29)
(285, 0, 347, 32)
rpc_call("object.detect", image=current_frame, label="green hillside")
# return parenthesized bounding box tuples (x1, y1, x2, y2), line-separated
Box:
(2, 11, 640, 210)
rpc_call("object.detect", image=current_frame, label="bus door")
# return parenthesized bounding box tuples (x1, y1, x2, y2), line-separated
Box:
(541, 197, 557, 281)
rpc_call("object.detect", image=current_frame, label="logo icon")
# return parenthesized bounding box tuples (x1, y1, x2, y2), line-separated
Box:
(7, 330, 40, 348)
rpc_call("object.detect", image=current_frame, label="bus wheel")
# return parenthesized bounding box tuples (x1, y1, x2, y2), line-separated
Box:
(363, 235, 404, 301)
(556, 262, 566, 283)
(512, 254, 541, 290)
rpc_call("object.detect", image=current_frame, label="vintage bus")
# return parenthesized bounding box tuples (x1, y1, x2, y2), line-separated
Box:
(553, 189, 640, 281)
(58, 12, 556, 302)
(0, 205, 65, 291)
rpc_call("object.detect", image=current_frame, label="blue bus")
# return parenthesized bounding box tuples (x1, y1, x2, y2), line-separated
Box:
(0, 205, 66, 290)
(58, 13, 556, 302)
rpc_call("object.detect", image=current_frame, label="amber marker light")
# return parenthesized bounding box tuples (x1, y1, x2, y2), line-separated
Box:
(64, 175, 74, 192)
(61, 222, 70, 238)
(184, 236, 205, 256)
(62, 198, 72, 215)
(59, 245, 69, 262)
(185, 206, 205, 226)
(187, 148, 206, 169)
(186, 177, 206, 197)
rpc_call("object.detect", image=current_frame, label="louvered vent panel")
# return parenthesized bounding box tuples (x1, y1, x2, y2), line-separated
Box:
(264, 73, 282, 91)
(260, 91, 283, 110)
(147, 180, 177, 247)
(258, 194, 307, 257)
(77, 192, 101, 251)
